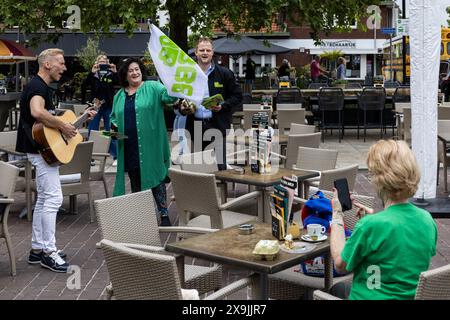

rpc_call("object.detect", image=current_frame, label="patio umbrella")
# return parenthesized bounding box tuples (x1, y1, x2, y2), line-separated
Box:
(0, 39, 35, 63)
(188, 35, 292, 57)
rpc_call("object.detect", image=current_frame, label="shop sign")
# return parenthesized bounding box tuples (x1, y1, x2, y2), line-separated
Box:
(319, 40, 357, 49)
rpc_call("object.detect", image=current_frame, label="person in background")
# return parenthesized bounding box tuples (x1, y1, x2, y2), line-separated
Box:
(310, 55, 328, 83)
(82, 54, 118, 165)
(111, 57, 179, 226)
(245, 52, 256, 89)
(330, 139, 437, 300)
(277, 59, 291, 78)
(336, 57, 347, 80)
(185, 37, 242, 170)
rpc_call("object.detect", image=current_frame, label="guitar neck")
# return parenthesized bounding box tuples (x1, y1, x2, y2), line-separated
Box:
(73, 113, 89, 129)
(71, 100, 104, 129)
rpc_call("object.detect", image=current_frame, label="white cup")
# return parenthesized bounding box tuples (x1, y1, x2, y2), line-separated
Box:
(307, 224, 326, 240)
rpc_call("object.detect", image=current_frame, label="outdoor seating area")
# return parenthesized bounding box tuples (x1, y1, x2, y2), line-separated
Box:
(2, 0, 450, 305)
(1, 128, 450, 301)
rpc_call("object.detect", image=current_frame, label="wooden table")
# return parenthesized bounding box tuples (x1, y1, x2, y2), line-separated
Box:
(0, 145, 32, 221)
(165, 222, 331, 300)
(215, 166, 319, 222)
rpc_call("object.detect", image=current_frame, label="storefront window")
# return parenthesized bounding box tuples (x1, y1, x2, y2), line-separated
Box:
(344, 54, 361, 78)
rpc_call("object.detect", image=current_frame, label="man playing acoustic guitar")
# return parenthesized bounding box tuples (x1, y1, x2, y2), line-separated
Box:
(16, 48, 96, 273)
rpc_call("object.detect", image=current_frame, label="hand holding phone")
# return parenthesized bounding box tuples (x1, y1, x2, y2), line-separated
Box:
(334, 178, 352, 211)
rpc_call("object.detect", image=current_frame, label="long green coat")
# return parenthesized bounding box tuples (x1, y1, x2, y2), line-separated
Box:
(111, 80, 177, 196)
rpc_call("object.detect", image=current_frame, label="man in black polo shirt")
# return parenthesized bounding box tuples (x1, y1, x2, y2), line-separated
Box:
(185, 37, 242, 170)
(16, 48, 96, 273)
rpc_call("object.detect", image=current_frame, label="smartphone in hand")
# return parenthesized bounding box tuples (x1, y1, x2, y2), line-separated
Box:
(334, 178, 352, 211)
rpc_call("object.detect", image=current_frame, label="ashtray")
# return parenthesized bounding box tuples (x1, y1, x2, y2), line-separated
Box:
(234, 167, 245, 175)
(238, 223, 254, 235)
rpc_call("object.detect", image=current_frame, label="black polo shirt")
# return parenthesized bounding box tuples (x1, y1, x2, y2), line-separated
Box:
(16, 75, 55, 154)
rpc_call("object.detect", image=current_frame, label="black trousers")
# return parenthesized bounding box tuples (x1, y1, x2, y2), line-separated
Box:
(192, 119, 227, 171)
(127, 168, 168, 216)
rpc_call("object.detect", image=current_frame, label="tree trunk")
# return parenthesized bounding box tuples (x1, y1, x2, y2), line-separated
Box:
(166, 1, 189, 51)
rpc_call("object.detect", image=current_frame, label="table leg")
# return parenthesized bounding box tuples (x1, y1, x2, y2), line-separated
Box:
(262, 187, 272, 223)
(175, 254, 185, 286)
(324, 252, 333, 292)
(250, 273, 269, 300)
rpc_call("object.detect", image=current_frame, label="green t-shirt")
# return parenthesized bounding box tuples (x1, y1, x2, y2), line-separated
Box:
(341, 203, 437, 300)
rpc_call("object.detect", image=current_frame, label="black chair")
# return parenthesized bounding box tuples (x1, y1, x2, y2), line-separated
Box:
(357, 87, 386, 142)
(383, 80, 400, 88)
(277, 87, 303, 104)
(393, 86, 411, 104)
(318, 88, 345, 143)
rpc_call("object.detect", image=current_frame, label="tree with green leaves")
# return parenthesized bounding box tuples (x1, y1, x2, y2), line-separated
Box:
(0, 0, 381, 51)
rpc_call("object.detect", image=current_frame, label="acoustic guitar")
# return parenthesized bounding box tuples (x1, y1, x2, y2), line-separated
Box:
(32, 99, 104, 166)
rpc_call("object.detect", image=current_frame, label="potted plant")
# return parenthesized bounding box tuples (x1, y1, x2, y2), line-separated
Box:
(332, 79, 348, 89)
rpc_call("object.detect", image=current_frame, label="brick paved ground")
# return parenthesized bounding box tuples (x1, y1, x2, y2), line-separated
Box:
(1, 134, 450, 300)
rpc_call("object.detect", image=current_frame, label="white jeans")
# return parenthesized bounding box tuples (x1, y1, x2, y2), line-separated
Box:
(27, 153, 63, 254)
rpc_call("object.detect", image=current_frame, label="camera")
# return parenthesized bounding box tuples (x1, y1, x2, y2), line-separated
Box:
(99, 64, 110, 72)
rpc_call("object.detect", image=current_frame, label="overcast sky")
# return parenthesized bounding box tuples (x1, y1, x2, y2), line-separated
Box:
(396, 0, 450, 26)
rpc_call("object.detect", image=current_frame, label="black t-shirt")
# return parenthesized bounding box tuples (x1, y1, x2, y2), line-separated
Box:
(16, 75, 55, 153)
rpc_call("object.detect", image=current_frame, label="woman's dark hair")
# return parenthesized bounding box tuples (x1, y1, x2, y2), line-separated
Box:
(117, 57, 147, 88)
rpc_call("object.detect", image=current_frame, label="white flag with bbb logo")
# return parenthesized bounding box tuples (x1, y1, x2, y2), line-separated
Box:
(148, 24, 207, 106)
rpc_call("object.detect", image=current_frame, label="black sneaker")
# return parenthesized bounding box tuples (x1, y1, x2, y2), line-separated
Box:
(160, 215, 171, 226)
(28, 249, 67, 264)
(40, 252, 69, 273)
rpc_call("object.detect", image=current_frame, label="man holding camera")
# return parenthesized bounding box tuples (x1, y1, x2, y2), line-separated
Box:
(82, 54, 118, 164)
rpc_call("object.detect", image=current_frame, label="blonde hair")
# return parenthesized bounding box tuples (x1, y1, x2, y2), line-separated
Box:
(338, 57, 346, 65)
(95, 55, 108, 63)
(367, 140, 420, 202)
(37, 48, 64, 66)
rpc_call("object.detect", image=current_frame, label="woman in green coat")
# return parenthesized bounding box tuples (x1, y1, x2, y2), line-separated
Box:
(110, 58, 177, 226)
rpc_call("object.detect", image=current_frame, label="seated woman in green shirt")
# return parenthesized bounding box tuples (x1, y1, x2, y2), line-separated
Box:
(330, 140, 437, 300)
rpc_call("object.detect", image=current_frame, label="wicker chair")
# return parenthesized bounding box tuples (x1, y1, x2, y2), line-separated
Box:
(88, 130, 111, 198)
(179, 149, 227, 205)
(303, 164, 359, 198)
(438, 106, 450, 120)
(276, 108, 306, 135)
(318, 88, 345, 143)
(268, 191, 374, 300)
(313, 263, 450, 300)
(293, 147, 338, 197)
(290, 123, 317, 135)
(94, 189, 223, 298)
(0, 161, 19, 276)
(100, 239, 253, 300)
(415, 264, 450, 299)
(169, 168, 262, 230)
(273, 132, 321, 170)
